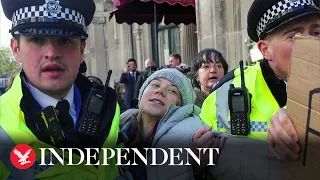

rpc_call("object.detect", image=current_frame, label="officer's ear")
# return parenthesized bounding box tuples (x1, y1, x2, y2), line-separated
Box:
(80, 41, 86, 59)
(10, 37, 22, 63)
(257, 39, 272, 61)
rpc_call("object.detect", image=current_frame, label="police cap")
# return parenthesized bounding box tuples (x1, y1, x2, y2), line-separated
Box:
(247, 0, 320, 42)
(1, 0, 96, 39)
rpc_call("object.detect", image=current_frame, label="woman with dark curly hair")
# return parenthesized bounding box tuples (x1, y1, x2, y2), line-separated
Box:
(191, 48, 228, 107)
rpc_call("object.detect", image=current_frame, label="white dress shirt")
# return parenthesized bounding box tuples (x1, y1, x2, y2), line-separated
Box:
(27, 82, 77, 124)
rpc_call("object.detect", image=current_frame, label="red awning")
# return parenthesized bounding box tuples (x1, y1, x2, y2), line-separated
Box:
(110, 0, 196, 25)
(141, 0, 195, 6)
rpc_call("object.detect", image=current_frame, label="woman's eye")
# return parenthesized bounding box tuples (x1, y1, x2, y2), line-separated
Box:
(168, 89, 177, 94)
(216, 64, 222, 68)
(150, 83, 159, 87)
(201, 65, 209, 69)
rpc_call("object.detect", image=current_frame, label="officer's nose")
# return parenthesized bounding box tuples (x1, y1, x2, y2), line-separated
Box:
(44, 40, 62, 60)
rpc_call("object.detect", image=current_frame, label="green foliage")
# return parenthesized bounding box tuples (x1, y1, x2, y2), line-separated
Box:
(0, 47, 21, 77)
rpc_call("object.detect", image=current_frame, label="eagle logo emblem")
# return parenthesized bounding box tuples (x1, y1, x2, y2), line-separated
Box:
(10, 144, 36, 169)
(14, 148, 32, 165)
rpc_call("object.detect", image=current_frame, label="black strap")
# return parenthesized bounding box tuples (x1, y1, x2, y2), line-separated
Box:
(20, 74, 53, 146)
(56, 100, 79, 145)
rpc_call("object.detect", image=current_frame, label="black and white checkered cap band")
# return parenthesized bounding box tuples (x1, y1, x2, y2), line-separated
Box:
(257, 0, 316, 38)
(12, 5, 86, 29)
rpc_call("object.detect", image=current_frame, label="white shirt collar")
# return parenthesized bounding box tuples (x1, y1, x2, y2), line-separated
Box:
(27, 82, 74, 109)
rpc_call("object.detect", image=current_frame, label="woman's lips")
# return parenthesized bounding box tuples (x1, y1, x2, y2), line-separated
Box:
(150, 98, 164, 106)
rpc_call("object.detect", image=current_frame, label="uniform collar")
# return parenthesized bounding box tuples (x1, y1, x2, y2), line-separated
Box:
(26, 81, 74, 109)
(260, 59, 287, 107)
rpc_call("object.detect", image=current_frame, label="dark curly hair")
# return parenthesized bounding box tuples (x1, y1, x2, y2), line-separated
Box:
(191, 48, 228, 89)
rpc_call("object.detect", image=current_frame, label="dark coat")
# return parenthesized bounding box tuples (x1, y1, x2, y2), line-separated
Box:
(194, 87, 207, 108)
(132, 66, 158, 107)
(120, 71, 140, 110)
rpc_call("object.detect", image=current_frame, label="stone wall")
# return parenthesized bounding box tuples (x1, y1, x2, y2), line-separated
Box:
(85, 0, 154, 87)
(196, 0, 255, 70)
(85, 0, 257, 86)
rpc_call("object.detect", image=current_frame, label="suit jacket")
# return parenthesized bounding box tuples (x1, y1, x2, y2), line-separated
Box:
(120, 71, 140, 109)
(132, 66, 158, 108)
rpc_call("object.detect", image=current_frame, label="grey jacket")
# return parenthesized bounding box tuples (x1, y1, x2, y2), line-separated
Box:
(210, 138, 284, 180)
(120, 104, 205, 180)
(118, 104, 284, 180)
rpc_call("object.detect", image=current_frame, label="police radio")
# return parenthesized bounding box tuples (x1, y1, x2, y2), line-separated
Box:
(76, 70, 112, 137)
(228, 61, 251, 136)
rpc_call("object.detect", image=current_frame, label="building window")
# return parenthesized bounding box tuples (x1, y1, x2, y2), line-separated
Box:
(157, 24, 181, 66)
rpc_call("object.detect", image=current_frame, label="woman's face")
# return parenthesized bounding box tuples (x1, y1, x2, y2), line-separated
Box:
(139, 78, 182, 118)
(197, 58, 225, 94)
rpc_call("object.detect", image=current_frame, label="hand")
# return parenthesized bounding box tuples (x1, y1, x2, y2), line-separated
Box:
(124, 66, 131, 73)
(192, 126, 216, 168)
(268, 108, 300, 161)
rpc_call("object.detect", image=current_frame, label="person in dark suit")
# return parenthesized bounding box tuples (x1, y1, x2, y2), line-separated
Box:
(132, 59, 158, 108)
(120, 58, 141, 110)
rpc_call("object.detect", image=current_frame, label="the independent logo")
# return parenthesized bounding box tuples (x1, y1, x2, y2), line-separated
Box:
(10, 144, 36, 169)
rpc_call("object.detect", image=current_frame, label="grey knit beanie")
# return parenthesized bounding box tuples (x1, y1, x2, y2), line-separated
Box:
(138, 68, 195, 105)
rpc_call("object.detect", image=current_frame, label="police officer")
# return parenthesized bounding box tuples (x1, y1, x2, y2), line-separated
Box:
(0, 0, 121, 179)
(200, 0, 320, 160)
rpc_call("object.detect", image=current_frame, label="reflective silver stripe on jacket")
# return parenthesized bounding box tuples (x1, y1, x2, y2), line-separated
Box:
(0, 126, 35, 180)
(217, 121, 268, 132)
(215, 80, 232, 133)
(0, 126, 60, 180)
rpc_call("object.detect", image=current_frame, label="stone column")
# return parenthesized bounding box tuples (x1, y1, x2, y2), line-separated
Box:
(180, 24, 198, 65)
(241, 0, 256, 65)
(225, 0, 243, 70)
(133, 24, 144, 71)
(196, 0, 227, 59)
(120, 24, 134, 62)
(87, 16, 108, 82)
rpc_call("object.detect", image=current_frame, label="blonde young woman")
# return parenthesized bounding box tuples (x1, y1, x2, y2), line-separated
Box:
(118, 68, 283, 180)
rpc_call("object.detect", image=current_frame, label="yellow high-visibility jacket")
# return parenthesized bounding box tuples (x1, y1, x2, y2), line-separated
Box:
(0, 74, 120, 180)
(200, 62, 282, 141)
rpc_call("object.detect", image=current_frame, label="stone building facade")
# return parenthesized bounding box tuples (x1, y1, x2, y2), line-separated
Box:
(85, 0, 261, 87)
(196, 0, 262, 69)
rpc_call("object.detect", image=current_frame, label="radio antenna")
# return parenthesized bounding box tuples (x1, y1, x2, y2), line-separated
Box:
(240, 60, 246, 88)
(105, 69, 112, 87)
(103, 69, 112, 97)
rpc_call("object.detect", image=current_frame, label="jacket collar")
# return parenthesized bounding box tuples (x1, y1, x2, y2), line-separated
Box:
(26, 81, 74, 109)
(194, 87, 207, 97)
(152, 104, 200, 147)
(120, 104, 201, 147)
(260, 60, 287, 107)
